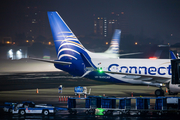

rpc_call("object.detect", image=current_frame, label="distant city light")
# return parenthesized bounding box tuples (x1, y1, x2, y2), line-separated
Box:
(171, 34, 173, 36)
(121, 12, 124, 14)
(48, 42, 51, 45)
(26, 40, 29, 43)
(106, 42, 108, 45)
(32, 40, 34, 42)
(135, 42, 138, 45)
(13, 42, 15, 44)
(6, 41, 10, 44)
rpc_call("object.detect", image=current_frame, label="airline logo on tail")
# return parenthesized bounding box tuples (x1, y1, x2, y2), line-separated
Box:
(105, 29, 121, 54)
(48, 12, 86, 61)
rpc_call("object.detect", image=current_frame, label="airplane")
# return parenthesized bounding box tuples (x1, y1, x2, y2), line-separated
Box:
(88, 29, 142, 58)
(31, 11, 180, 97)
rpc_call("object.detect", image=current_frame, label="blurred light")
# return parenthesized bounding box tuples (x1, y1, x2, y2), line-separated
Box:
(26, 40, 29, 43)
(135, 42, 137, 45)
(13, 42, 15, 44)
(48, 42, 51, 45)
(171, 34, 173, 36)
(6, 41, 10, 44)
(32, 40, 34, 42)
(8, 49, 13, 59)
(16, 49, 22, 59)
(106, 42, 108, 45)
(8, 49, 13, 55)
(121, 12, 124, 14)
(149, 57, 157, 59)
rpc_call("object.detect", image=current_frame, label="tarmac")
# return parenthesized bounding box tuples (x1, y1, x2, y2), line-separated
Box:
(0, 59, 180, 120)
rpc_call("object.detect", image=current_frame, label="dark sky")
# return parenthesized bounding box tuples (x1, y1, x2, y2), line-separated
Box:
(1, 0, 180, 44)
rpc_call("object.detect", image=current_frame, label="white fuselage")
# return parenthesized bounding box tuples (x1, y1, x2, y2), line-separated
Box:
(90, 58, 171, 86)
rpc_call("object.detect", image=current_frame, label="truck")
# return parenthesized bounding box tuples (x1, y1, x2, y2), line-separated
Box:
(10, 101, 56, 116)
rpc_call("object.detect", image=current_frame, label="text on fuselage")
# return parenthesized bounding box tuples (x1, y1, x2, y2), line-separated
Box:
(108, 64, 171, 75)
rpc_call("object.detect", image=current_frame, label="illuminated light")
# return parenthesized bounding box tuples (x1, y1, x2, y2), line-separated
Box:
(16, 50, 22, 59)
(98, 69, 103, 73)
(135, 42, 137, 45)
(171, 34, 173, 36)
(48, 42, 51, 45)
(98, 17, 100, 19)
(13, 42, 15, 44)
(112, 12, 114, 14)
(6, 41, 10, 44)
(149, 43, 151, 44)
(8, 49, 13, 55)
(32, 40, 34, 42)
(26, 40, 29, 43)
(8, 49, 13, 59)
(149, 57, 157, 59)
(168, 43, 170, 45)
(106, 42, 108, 45)
(121, 12, 124, 14)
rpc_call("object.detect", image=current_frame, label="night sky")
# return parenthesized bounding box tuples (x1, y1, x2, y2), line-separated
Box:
(1, 0, 180, 44)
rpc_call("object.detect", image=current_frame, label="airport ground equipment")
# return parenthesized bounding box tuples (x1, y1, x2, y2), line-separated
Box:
(67, 96, 180, 116)
(1, 102, 17, 113)
(171, 59, 180, 84)
(74, 86, 91, 95)
(1, 101, 67, 116)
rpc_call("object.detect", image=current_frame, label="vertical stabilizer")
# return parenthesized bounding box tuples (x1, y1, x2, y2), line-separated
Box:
(105, 29, 121, 54)
(47, 11, 85, 60)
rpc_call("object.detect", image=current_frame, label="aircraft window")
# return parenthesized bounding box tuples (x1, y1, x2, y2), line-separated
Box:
(29, 103, 35, 107)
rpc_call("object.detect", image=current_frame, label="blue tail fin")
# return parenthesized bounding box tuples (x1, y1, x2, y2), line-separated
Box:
(105, 29, 121, 54)
(170, 51, 177, 59)
(47, 11, 85, 60)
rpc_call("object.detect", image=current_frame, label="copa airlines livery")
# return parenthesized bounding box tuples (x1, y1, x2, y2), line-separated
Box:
(32, 11, 180, 96)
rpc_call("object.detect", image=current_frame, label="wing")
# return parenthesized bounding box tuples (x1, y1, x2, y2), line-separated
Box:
(102, 70, 170, 83)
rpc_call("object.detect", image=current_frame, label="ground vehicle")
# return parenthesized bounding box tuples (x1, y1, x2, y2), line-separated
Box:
(3, 102, 17, 113)
(74, 86, 91, 95)
(11, 101, 56, 115)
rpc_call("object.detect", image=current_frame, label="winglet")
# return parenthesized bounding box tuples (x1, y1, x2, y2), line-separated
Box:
(170, 51, 177, 59)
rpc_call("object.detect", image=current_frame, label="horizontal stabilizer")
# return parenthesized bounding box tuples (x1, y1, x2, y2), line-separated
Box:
(29, 57, 71, 65)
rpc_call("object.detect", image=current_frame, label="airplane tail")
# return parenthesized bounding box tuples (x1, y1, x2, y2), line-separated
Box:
(105, 29, 121, 54)
(47, 11, 86, 61)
